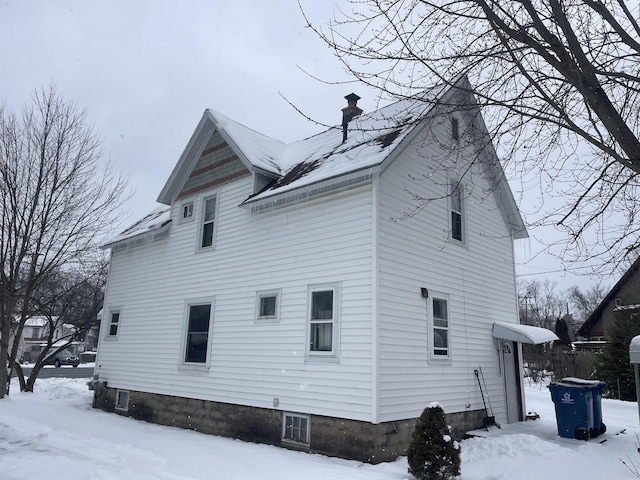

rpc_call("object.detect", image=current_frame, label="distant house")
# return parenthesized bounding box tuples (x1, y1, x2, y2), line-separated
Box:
(92, 76, 556, 463)
(577, 257, 640, 350)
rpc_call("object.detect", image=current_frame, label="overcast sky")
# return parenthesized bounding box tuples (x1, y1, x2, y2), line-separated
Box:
(0, 0, 607, 293)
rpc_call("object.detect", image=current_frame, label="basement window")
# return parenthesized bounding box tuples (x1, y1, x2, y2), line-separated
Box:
(282, 413, 309, 445)
(115, 390, 129, 411)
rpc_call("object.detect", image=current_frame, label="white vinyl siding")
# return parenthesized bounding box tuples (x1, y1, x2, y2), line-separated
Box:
(376, 109, 520, 423)
(97, 175, 375, 422)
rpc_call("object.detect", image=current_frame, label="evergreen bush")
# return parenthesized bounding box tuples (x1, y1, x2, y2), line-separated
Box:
(407, 403, 461, 480)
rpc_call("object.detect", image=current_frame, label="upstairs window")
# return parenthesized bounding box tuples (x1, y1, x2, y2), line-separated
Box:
(451, 117, 459, 140)
(201, 196, 217, 249)
(450, 181, 464, 242)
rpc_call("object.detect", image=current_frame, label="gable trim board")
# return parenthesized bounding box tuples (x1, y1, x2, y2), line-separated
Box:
(95, 76, 532, 463)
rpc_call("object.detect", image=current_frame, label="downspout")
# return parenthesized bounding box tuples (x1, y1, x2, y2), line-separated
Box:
(371, 172, 380, 423)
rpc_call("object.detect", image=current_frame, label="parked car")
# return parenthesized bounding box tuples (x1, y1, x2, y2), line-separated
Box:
(44, 348, 80, 368)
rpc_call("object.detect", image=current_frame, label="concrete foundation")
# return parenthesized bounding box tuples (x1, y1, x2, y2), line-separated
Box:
(93, 387, 485, 464)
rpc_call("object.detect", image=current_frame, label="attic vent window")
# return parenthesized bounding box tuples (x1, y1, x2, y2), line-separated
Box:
(181, 202, 194, 220)
(451, 117, 459, 140)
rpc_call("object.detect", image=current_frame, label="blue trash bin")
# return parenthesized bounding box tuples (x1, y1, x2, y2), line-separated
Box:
(548, 380, 595, 440)
(560, 378, 606, 437)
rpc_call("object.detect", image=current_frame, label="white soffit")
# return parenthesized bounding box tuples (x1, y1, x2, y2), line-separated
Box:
(492, 322, 559, 345)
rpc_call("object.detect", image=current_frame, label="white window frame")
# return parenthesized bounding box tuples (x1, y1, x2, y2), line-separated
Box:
(614, 297, 622, 308)
(428, 292, 451, 362)
(199, 194, 218, 250)
(305, 282, 340, 359)
(180, 298, 215, 369)
(106, 308, 121, 339)
(115, 389, 129, 411)
(449, 180, 465, 244)
(180, 201, 194, 222)
(282, 412, 310, 445)
(255, 289, 281, 323)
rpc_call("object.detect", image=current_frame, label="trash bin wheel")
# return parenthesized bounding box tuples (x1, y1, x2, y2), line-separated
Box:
(599, 423, 607, 435)
(575, 427, 589, 441)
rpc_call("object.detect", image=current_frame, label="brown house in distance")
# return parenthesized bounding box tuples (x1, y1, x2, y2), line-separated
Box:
(576, 257, 640, 350)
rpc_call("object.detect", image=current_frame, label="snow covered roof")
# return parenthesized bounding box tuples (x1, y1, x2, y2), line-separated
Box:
(232, 86, 444, 203)
(492, 322, 559, 345)
(102, 206, 171, 248)
(157, 79, 454, 207)
(106, 75, 526, 248)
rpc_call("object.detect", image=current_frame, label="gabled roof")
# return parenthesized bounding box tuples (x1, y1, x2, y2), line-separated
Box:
(578, 256, 640, 336)
(157, 80, 454, 207)
(109, 75, 527, 247)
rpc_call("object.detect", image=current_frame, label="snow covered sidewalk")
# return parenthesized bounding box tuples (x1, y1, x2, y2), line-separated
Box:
(1, 378, 639, 479)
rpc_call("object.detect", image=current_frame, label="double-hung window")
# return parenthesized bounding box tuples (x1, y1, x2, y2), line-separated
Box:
(200, 196, 217, 249)
(307, 283, 340, 357)
(184, 303, 213, 364)
(450, 181, 464, 243)
(429, 294, 450, 359)
(108, 310, 120, 337)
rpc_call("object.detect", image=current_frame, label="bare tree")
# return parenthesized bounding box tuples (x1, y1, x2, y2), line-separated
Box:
(567, 282, 607, 325)
(14, 256, 107, 392)
(0, 84, 128, 397)
(302, 0, 640, 272)
(518, 278, 567, 328)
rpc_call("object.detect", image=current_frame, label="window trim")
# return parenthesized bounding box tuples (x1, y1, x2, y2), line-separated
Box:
(282, 412, 310, 445)
(614, 297, 622, 308)
(115, 389, 129, 411)
(255, 289, 281, 323)
(106, 307, 122, 339)
(199, 194, 219, 250)
(305, 282, 341, 359)
(449, 180, 465, 244)
(180, 298, 215, 369)
(427, 292, 451, 362)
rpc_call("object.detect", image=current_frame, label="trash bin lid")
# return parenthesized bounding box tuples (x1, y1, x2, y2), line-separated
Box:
(560, 377, 603, 386)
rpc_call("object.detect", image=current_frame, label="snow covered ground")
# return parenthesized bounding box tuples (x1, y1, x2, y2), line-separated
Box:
(1, 377, 639, 479)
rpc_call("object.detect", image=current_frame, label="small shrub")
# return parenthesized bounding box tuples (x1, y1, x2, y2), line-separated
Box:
(407, 403, 461, 480)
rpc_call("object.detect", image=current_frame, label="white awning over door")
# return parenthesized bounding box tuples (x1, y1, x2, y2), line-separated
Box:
(492, 322, 559, 345)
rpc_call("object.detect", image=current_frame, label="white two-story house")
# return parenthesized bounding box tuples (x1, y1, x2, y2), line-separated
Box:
(92, 76, 555, 463)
